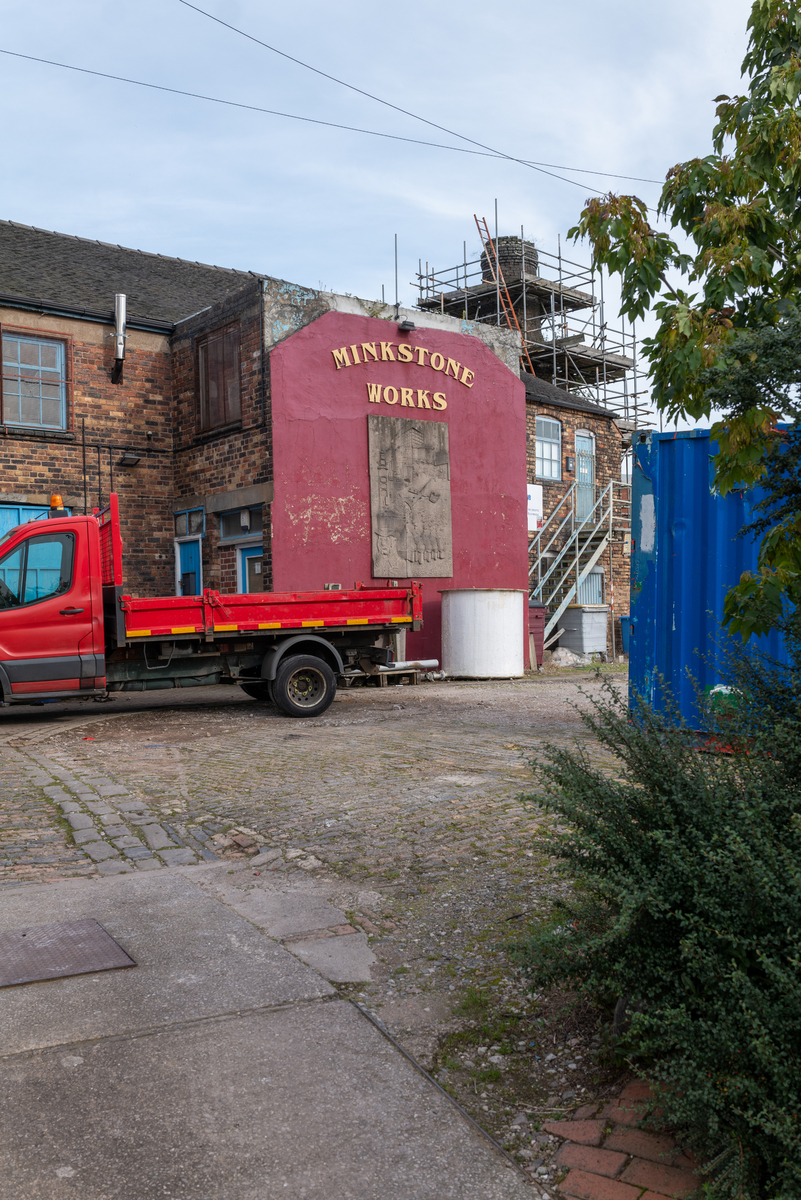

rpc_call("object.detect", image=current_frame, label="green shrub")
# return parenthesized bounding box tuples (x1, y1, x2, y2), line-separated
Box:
(515, 645, 801, 1198)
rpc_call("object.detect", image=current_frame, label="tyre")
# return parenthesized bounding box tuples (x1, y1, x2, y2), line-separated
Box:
(240, 681, 273, 703)
(271, 654, 336, 718)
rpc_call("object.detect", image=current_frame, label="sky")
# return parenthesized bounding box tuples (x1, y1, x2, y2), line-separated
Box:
(0, 0, 756, 418)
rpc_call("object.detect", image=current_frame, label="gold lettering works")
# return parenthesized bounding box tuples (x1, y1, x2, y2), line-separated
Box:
(333, 343, 475, 388)
(367, 383, 446, 410)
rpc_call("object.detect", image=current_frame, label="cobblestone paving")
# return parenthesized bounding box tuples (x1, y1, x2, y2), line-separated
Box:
(1, 672, 623, 892)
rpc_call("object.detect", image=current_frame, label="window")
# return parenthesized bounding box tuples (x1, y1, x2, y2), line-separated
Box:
(2, 335, 66, 429)
(0, 533, 74, 610)
(536, 417, 561, 480)
(621, 448, 633, 485)
(198, 326, 240, 429)
(219, 507, 263, 540)
(174, 509, 205, 538)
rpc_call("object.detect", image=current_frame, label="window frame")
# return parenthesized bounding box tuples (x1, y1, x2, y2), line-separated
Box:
(0, 531, 75, 610)
(1, 327, 70, 432)
(196, 323, 242, 431)
(174, 508, 206, 539)
(218, 506, 263, 543)
(535, 416, 562, 482)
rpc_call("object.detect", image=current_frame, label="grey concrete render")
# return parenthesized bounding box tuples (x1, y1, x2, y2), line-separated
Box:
(197, 875, 377, 981)
(0, 872, 333, 1056)
(0, 869, 529, 1200)
(209, 884, 350, 938)
(289, 931, 376, 983)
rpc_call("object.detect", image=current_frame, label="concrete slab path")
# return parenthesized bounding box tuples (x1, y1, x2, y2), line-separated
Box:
(0, 869, 530, 1200)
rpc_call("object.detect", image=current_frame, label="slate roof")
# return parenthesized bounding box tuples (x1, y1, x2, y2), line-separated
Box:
(0, 220, 263, 328)
(521, 370, 615, 418)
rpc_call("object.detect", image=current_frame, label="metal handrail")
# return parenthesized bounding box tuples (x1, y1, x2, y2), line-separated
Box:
(529, 484, 576, 591)
(531, 504, 609, 604)
(528, 477, 633, 643)
(529, 481, 612, 593)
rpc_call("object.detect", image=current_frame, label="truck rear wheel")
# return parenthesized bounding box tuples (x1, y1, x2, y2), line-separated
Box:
(272, 654, 336, 718)
(240, 681, 273, 703)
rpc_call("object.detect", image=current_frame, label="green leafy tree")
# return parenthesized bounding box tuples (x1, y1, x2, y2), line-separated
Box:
(568, 0, 801, 636)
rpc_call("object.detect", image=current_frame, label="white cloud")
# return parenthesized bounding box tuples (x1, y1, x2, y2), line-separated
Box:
(0, 0, 759, 422)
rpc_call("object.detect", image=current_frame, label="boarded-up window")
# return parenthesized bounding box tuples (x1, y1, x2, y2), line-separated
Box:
(198, 326, 241, 430)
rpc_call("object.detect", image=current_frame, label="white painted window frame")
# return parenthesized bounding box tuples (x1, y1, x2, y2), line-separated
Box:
(234, 539, 265, 593)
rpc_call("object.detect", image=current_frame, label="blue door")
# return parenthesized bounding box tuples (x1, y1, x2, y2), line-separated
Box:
(178, 540, 201, 595)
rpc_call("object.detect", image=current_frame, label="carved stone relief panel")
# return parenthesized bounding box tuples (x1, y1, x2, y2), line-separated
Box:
(368, 414, 453, 578)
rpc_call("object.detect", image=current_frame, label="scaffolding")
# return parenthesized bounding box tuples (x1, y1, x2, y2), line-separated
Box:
(415, 219, 650, 428)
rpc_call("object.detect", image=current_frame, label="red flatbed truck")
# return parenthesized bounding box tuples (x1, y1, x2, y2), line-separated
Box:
(0, 495, 423, 718)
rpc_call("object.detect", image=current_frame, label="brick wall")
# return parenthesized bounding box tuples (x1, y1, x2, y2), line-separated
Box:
(0, 284, 274, 601)
(0, 309, 176, 597)
(526, 399, 630, 653)
(219, 545, 237, 593)
(171, 280, 273, 593)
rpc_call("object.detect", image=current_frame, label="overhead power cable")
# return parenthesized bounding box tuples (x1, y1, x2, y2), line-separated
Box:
(177, 0, 661, 190)
(0, 47, 661, 193)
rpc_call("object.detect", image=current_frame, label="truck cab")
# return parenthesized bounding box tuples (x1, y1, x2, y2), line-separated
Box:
(0, 503, 106, 702)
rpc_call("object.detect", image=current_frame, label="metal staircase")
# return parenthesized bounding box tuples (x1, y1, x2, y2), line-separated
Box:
(529, 480, 631, 641)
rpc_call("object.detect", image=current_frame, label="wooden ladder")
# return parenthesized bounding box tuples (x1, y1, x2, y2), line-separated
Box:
(474, 215, 535, 374)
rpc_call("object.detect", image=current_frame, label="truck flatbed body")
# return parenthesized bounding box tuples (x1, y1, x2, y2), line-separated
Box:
(120, 586, 417, 641)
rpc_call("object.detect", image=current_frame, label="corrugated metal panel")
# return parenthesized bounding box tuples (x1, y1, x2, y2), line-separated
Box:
(629, 429, 786, 728)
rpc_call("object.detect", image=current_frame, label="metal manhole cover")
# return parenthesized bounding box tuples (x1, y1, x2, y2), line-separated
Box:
(0, 919, 136, 988)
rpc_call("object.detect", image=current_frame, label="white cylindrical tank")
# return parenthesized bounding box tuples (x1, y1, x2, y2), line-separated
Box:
(440, 589, 525, 678)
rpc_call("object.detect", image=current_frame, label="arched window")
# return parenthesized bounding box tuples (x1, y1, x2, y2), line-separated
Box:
(535, 416, 561, 480)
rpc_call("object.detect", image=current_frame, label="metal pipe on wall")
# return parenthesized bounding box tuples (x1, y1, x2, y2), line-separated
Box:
(82, 417, 88, 515)
(113, 294, 127, 362)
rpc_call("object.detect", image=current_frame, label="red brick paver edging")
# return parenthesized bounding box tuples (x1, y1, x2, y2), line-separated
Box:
(546, 1081, 702, 1200)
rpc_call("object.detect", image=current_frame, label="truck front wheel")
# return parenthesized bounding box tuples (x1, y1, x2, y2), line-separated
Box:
(272, 655, 336, 718)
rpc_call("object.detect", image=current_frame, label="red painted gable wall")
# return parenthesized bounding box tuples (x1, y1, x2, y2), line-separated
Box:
(270, 310, 529, 663)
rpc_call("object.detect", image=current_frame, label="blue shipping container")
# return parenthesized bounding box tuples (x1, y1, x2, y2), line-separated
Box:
(629, 429, 787, 728)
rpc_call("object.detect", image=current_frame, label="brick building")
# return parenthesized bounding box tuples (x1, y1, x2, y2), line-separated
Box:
(524, 372, 630, 653)
(0, 219, 628, 662)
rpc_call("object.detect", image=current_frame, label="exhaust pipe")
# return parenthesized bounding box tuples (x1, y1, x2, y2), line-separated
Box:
(114, 293, 127, 361)
(378, 659, 439, 672)
(111, 294, 127, 383)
